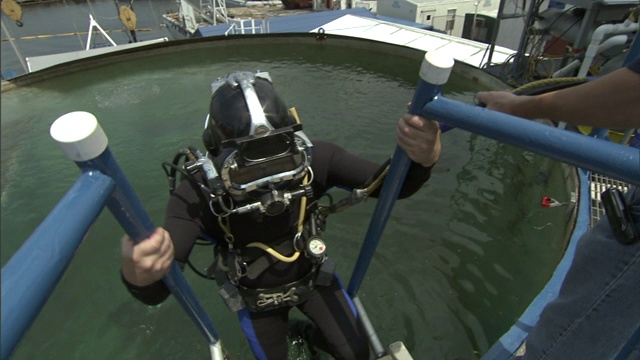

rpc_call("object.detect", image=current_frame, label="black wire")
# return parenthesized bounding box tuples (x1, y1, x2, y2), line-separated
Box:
(526, 8, 583, 82)
(187, 237, 218, 281)
(162, 149, 218, 281)
(512, 5, 578, 82)
(162, 161, 191, 179)
(538, 15, 582, 55)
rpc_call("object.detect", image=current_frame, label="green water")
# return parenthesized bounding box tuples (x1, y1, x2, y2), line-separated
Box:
(1, 39, 570, 359)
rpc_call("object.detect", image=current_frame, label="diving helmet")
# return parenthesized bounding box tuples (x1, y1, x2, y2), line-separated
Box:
(202, 71, 313, 214)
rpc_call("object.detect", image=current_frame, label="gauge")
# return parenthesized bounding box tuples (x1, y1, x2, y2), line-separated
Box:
(307, 237, 326, 258)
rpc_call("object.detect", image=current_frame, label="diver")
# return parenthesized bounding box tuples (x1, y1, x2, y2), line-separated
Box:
(120, 70, 442, 359)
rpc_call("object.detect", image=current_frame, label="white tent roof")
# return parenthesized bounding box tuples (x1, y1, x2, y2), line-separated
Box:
(311, 14, 514, 68)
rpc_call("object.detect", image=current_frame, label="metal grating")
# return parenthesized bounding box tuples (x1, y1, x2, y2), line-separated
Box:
(589, 173, 630, 229)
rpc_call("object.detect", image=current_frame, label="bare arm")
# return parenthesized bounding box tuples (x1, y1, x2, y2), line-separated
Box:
(476, 66, 640, 128)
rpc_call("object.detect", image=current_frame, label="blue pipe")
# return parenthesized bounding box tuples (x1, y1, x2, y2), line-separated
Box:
(347, 56, 451, 297)
(424, 97, 640, 186)
(1, 172, 115, 360)
(76, 147, 221, 344)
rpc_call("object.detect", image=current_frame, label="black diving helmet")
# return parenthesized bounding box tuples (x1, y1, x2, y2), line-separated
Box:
(202, 71, 313, 215)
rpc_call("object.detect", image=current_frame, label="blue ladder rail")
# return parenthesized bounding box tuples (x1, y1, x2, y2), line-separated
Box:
(348, 50, 639, 304)
(1, 112, 222, 360)
(348, 47, 638, 359)
(1, 171, 115, 360)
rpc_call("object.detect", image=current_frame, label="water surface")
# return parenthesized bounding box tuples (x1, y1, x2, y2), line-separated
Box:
(1, 40, 571, 359)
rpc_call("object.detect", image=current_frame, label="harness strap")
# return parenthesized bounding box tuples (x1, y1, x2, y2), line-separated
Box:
(236, 269, 317, 312)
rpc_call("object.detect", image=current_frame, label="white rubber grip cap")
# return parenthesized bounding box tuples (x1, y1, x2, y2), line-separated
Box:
(419, 51, 455, 85)
(50, 111, 108, 162)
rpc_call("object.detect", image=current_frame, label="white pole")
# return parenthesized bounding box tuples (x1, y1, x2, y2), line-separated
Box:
(86, 14, 117, 50)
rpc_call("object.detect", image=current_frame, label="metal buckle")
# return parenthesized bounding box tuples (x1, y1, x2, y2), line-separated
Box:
(256, 287, 299, 307)
(228, 251, 247, 282)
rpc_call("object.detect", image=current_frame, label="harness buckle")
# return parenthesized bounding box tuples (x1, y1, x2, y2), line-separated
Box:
(228, 251, 247, 282)
(256, 287, 299, 307)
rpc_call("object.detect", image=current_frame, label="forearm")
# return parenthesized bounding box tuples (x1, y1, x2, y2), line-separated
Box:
(396, 161, 433, 199)
(529, 68, 640, 128)
(365, 161, 433, 199)
(518, 67, 640, 128)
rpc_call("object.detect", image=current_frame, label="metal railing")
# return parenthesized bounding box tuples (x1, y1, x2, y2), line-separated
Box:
(1, 112, 223, 360)
(348, 48, 640, 300)
(224, 19, 270, 36)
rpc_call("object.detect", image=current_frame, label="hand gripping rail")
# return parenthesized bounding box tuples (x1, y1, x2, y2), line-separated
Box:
(347, 50, 638, 359)
(347, 51, 454, 298)
(349, 50, 639, 300)
(347, 51, 455, 358)
(1, 112, 223, 360)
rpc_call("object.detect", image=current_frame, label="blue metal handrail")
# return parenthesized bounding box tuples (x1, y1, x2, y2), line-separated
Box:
(0, 112, 221, 360)
(347, 52, 455, 297)
(1, 172, 115, 360)
(75, 147, 221, 347)
(348, 51, 639, 299)
(348, 46, 638, 359)
(424, 97, 639, 186)
(349, 47, 639, 295)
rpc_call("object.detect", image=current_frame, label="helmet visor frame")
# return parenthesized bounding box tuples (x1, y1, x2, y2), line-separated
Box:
(218, 126, 312, 196)
(221, 124, 303, 166)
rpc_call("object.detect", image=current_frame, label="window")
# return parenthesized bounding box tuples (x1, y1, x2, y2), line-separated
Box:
(472, 17, 486, 40)
(445, 9, 456, 33)
(420, 10, 435, 26)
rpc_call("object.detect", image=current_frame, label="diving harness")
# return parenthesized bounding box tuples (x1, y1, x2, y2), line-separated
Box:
(161, 113, 391, 312)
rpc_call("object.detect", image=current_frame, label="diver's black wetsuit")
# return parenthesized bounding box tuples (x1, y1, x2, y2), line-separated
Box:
(123, 140, 433, 360)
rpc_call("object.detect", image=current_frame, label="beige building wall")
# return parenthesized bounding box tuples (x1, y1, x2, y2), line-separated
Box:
(376, 0, 500, 37)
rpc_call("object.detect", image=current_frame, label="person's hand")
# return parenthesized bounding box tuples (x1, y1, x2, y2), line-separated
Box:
(121, 227, 174, 287)
(396, 114, 441, 167)
(475, 91, 523, 117)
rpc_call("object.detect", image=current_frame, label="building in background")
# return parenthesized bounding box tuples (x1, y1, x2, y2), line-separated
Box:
(375, 0, 501, 38)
